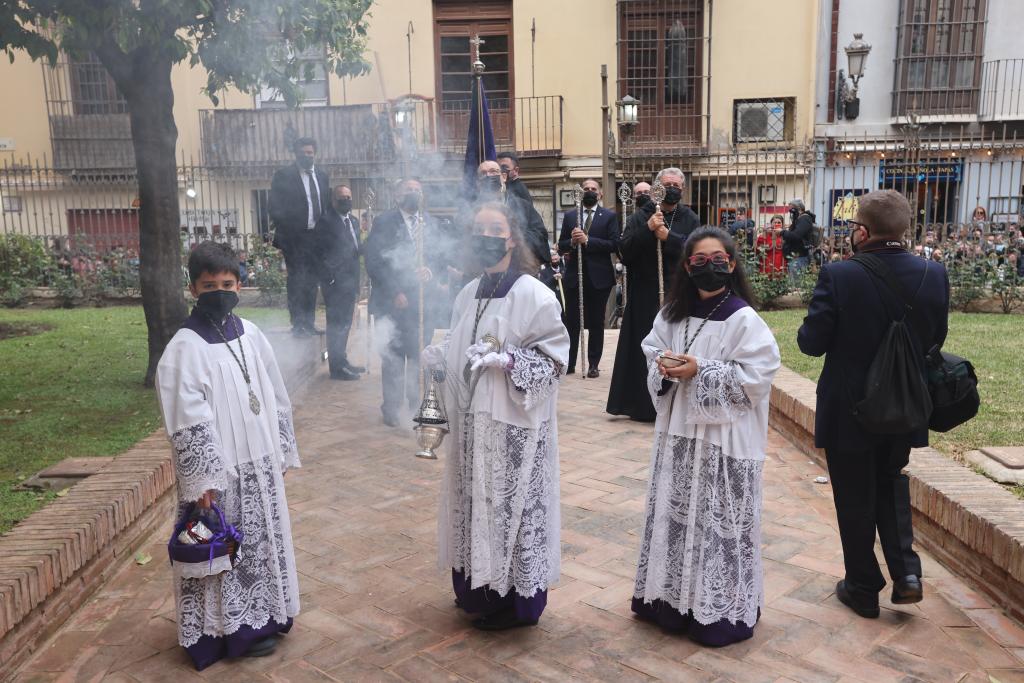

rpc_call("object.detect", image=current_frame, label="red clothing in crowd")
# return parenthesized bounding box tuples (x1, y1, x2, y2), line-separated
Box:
(756, 231, 787, 276)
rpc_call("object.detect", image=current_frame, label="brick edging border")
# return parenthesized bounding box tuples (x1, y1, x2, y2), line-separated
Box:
(769, 366, 1024, 623)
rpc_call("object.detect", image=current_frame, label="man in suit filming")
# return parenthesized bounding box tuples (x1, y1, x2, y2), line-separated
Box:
(270, 137, 330, 336)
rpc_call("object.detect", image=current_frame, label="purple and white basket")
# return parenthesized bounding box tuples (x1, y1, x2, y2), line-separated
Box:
(167, 502, 242, 578)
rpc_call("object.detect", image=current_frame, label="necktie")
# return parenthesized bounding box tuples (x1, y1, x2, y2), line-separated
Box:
(584, 210, 593, 233)
(345, 215, 358, 247)
(408, 214, 420, 242)
(307, 171, 321, 224)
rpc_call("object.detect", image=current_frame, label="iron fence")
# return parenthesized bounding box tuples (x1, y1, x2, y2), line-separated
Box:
(980, 59, 1024, 121)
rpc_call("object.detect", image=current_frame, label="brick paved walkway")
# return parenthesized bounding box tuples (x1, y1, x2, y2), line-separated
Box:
(13, 329, 1024, 682)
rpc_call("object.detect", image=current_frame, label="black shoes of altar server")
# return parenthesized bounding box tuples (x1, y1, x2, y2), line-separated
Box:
(836, 576, 923, 619)
(471, 608, 538, 631)
(243, 635, 279, 657)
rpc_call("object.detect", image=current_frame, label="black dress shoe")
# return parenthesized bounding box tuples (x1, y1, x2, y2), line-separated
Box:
(343, 361, 366, 374)
(382, 413, 399, 428)
(836, 580, 880, 619)
(471, 608, 538, 631)
(291, 326, 311, 338)
(566, 367, 576, 375)
(330, 368, 359, 381)
(243, 636, 278, 657)
(308, 325, 324, 334)
(586, 367, 600, 378)
(891, 575, 923, 605)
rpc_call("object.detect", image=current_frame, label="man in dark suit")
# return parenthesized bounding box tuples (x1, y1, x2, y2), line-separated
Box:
(558, 178, 618, 377)
(269, 137, 330, 336)
(497, 151, 534, 206)
(364, 179, 455, 427)
(798, 189, 949, 619)
(317, 184, 364, 381)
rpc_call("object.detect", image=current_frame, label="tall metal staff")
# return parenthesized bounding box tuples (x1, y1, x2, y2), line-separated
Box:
(617, 182, 632, 312)
(650, 181, 667, 307)
(363, 187, 376, 374)
(572, 183, 586, 377)
(416, 212, 426, 396)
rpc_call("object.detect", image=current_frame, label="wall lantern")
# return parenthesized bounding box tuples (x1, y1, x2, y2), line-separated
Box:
(836, 33, 872, 120)
(617, 95, 640, 130)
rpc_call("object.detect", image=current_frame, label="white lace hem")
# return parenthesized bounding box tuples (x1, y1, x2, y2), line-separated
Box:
(508, 345, 561, 411)
(170, 421, 229, 503)
(175, 452, 300, 647)
(633, 435, 763, 627)
(277, 409, 300, 469)
(687, 359, 751, 424)
(439, 412, 559, 598)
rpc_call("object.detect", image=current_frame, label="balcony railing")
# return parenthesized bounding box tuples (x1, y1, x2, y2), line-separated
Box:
(49, 114, 135, 171)
(199, 95, 562, 169)
(436, 95, 563, 157)
(980, 59, 1024, 121)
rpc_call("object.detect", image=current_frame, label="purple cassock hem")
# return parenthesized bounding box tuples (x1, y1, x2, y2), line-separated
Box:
(451, 569, 547, 622)
(631, 598, 757, 647)
(184, 617, 293, 671)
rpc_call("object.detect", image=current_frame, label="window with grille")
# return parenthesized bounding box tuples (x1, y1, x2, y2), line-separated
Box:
(732, 98, 794, 144)
(68, 53, 127, 116)
(893, 0, 986, 116)
(257, 46, 330, 109)
(618, 0, 705, 148)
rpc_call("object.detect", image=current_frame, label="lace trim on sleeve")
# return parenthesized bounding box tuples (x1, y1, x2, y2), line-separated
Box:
(508, 345, 560, 411)
(646, 359, 675, 414)
(278, 409, 300, 469)
(688, 359, 751, 424)
(170, 421, 228, 503)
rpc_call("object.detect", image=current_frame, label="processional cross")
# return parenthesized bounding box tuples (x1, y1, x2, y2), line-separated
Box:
(470, 34, 486, 74)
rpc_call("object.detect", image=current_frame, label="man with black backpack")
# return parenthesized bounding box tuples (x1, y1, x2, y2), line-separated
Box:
(798, 189, 949, 619)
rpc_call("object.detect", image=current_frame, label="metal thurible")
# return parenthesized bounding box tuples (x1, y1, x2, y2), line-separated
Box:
(413, 370, 449, 460)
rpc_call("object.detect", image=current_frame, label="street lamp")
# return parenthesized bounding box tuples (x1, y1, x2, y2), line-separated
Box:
(836, 33, 872, 120)
(392, 97, 415, 128)
(617, 95, 640, 130)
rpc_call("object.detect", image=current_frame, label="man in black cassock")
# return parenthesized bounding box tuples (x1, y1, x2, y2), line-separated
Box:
(606, 167, 699, 422)
(364, 179, 455, 427)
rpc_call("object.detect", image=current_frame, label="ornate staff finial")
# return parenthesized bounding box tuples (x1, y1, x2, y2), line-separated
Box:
(470, 34, 486, 75)
(618, 182, 633, 208)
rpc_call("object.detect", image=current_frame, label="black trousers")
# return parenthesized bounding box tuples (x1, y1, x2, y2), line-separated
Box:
(563, 283, 612, 371)
(825, 442, 922, 593)
(282, 234, 319, 330)
(322, 280, 358, 374)
(377, 310, 434, 418)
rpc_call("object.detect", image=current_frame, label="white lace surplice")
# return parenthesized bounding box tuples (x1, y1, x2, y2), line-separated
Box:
(156, 319, 301, 647)
(634, 307, 780, 626)
(437, 276, 569, 598)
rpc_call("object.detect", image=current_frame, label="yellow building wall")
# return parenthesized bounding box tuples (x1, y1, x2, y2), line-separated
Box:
(0, 55, 53, 164)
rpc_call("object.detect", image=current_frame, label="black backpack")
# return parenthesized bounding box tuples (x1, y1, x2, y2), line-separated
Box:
(851, 254, 979, 434)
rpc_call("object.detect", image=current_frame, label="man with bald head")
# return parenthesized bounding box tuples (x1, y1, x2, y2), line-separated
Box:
(633, 182, 653, 212)
(607, 168, 699, 421)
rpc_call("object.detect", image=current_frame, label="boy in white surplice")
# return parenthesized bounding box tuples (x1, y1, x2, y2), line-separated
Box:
(422, 202, 569, 631)
(157, 242, 300, 669)
(632, 227, 780, 647)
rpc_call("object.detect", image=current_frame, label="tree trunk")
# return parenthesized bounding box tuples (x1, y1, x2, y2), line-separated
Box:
(123, 55, 188, 387)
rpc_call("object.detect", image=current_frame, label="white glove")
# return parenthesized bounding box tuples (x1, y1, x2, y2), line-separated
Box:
(470, 351, 512, 373)
(465, 340, 495, 361)
(420, 344, 445, 368)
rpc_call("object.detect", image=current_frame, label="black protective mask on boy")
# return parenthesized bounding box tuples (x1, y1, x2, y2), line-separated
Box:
(688, 262, 731, 292)
(582, 191, 599, 208)
(196, 290, 239, 321)
(471, 235, 510, 268)
(663, 186, 683, 205)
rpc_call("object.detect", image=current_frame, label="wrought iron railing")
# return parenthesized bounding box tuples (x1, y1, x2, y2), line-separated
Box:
(436, 95, 563, 157)
(980, 59, 1024, 121)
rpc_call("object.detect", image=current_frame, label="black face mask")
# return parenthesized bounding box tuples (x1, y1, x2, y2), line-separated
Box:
(635, 194, 652, 209)
(296, 155, 314, 170)
(688, 262, 731, 292)
(471, 234, 509, 268)
(789, 208, 800, 220)
(663, 186, 682, 205)
(582, 191, 599, 208)
(333, 198, 352, 215)
(479, 175, 502, 194)
(399, 193, 421, 213)
(196, 290, 239, 321)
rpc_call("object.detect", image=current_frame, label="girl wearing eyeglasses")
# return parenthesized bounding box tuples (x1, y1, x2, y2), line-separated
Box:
(631, 226, 781, 647)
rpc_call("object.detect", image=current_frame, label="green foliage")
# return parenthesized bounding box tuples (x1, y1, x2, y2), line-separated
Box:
(947, 260, 990, 312)
(247, 239, 286, 305)
(51, 270, 82, 308)
(0, 234, 50, 307)
(990, 266, 1023, 314)
(742, 251, 791, 310)
(1, 0, 373, 108)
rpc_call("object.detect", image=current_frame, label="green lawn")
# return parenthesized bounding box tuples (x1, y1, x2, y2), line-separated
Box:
(0, 305, 287, 533)
(761, 310, 1022, 458)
